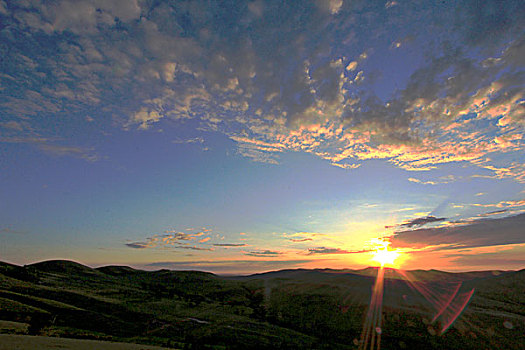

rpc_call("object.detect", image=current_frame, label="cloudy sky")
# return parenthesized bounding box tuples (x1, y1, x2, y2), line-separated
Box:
(1, 0, 524, 274)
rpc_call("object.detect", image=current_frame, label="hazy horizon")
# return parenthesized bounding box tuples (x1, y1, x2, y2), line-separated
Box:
(2, 254, 524, 276)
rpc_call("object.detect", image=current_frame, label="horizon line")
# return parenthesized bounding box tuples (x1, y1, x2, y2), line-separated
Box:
(2, 258, 522, 277)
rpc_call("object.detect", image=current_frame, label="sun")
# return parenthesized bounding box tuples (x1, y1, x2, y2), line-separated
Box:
(372, 247, 399, 267)
(368, 238, 401, 267)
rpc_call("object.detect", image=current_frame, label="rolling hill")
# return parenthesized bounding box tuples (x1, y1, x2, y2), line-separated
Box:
(0, 260, 523, 349)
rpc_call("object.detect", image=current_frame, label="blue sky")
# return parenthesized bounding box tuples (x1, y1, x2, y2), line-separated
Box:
(1, 0, 524, 274)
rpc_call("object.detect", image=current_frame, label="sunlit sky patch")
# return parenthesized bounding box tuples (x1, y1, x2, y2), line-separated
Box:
(1, 0, 524, 274)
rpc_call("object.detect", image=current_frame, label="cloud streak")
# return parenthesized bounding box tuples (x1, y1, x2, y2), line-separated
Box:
(307, 247, 369, 255)
(244, 250, 282, 257)
(290, 238, 313, 243)
(0, 137, 99, 162)
(400, 216, 447, 229)
(125, 242, 151, 249)
(174, 246, 213, 251)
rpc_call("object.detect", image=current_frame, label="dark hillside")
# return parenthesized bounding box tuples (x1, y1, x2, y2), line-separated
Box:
(29, 260, 95, 274)
(0, 261, 523, 349)
(95, 265, 141, 276)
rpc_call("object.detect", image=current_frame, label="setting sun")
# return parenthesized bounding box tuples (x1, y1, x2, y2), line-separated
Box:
(368, 238, 401, 267)
(372, 248, 399, 267)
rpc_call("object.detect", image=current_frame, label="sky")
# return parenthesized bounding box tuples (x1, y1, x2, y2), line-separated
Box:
(0, 0, 524, 274)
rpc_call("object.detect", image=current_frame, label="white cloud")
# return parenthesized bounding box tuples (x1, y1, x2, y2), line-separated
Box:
(128, 107, 163, 130)
(38, 144, 99, 162)
(385, 1, 398, 9)
(16, 0, 141, 35)
(346, 61, 357, 71)
(321, 0, 343, 15)
(1, 0, 523, 180)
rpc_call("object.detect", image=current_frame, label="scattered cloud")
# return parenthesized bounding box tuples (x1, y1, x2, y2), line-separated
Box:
(1, 0, 523, 275)
(387, 215, 447, 229)
(1, 1, 522, 179)
(161, 231, 195, 241)
(127, 107, 163, 130)
(346, 61, 358, 72)
(399, 216, 447, 228)
(331, 162, 361, 170)
(385, 1, 398, 9)
(408, 175, 460, 186)
(315, 0, 343, 15)
(125, 229, 214, 250)
(172, 137, 205, 144)
(408, 178, 438, 185)
(469, 199, 525, 211)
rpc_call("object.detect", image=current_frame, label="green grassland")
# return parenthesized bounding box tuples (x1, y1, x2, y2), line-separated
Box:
(0, 260, 523, 349)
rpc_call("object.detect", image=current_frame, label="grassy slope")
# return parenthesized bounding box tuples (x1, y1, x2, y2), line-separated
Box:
(0, 334, 171, 350)
(0, 260, 523, 349)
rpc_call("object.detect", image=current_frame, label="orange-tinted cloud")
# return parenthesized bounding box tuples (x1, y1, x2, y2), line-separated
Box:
(290, 238, 313, 242)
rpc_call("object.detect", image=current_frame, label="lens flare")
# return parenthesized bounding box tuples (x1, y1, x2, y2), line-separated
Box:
(359, 266, 385, 350)
(357, 237, 475, 349)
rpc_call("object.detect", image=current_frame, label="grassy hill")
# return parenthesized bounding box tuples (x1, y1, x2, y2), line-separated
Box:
(0, 260, 523, 349)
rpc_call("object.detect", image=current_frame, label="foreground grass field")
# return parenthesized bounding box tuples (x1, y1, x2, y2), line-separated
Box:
(0, 334, 172, 350)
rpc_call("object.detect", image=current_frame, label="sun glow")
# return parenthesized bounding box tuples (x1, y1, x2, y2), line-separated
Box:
(369, 238, 401, 267)
(372, 248, 399, 266)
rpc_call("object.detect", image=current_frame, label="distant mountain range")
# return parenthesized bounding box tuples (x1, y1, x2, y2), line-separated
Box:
(1, 260, 523, 349)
